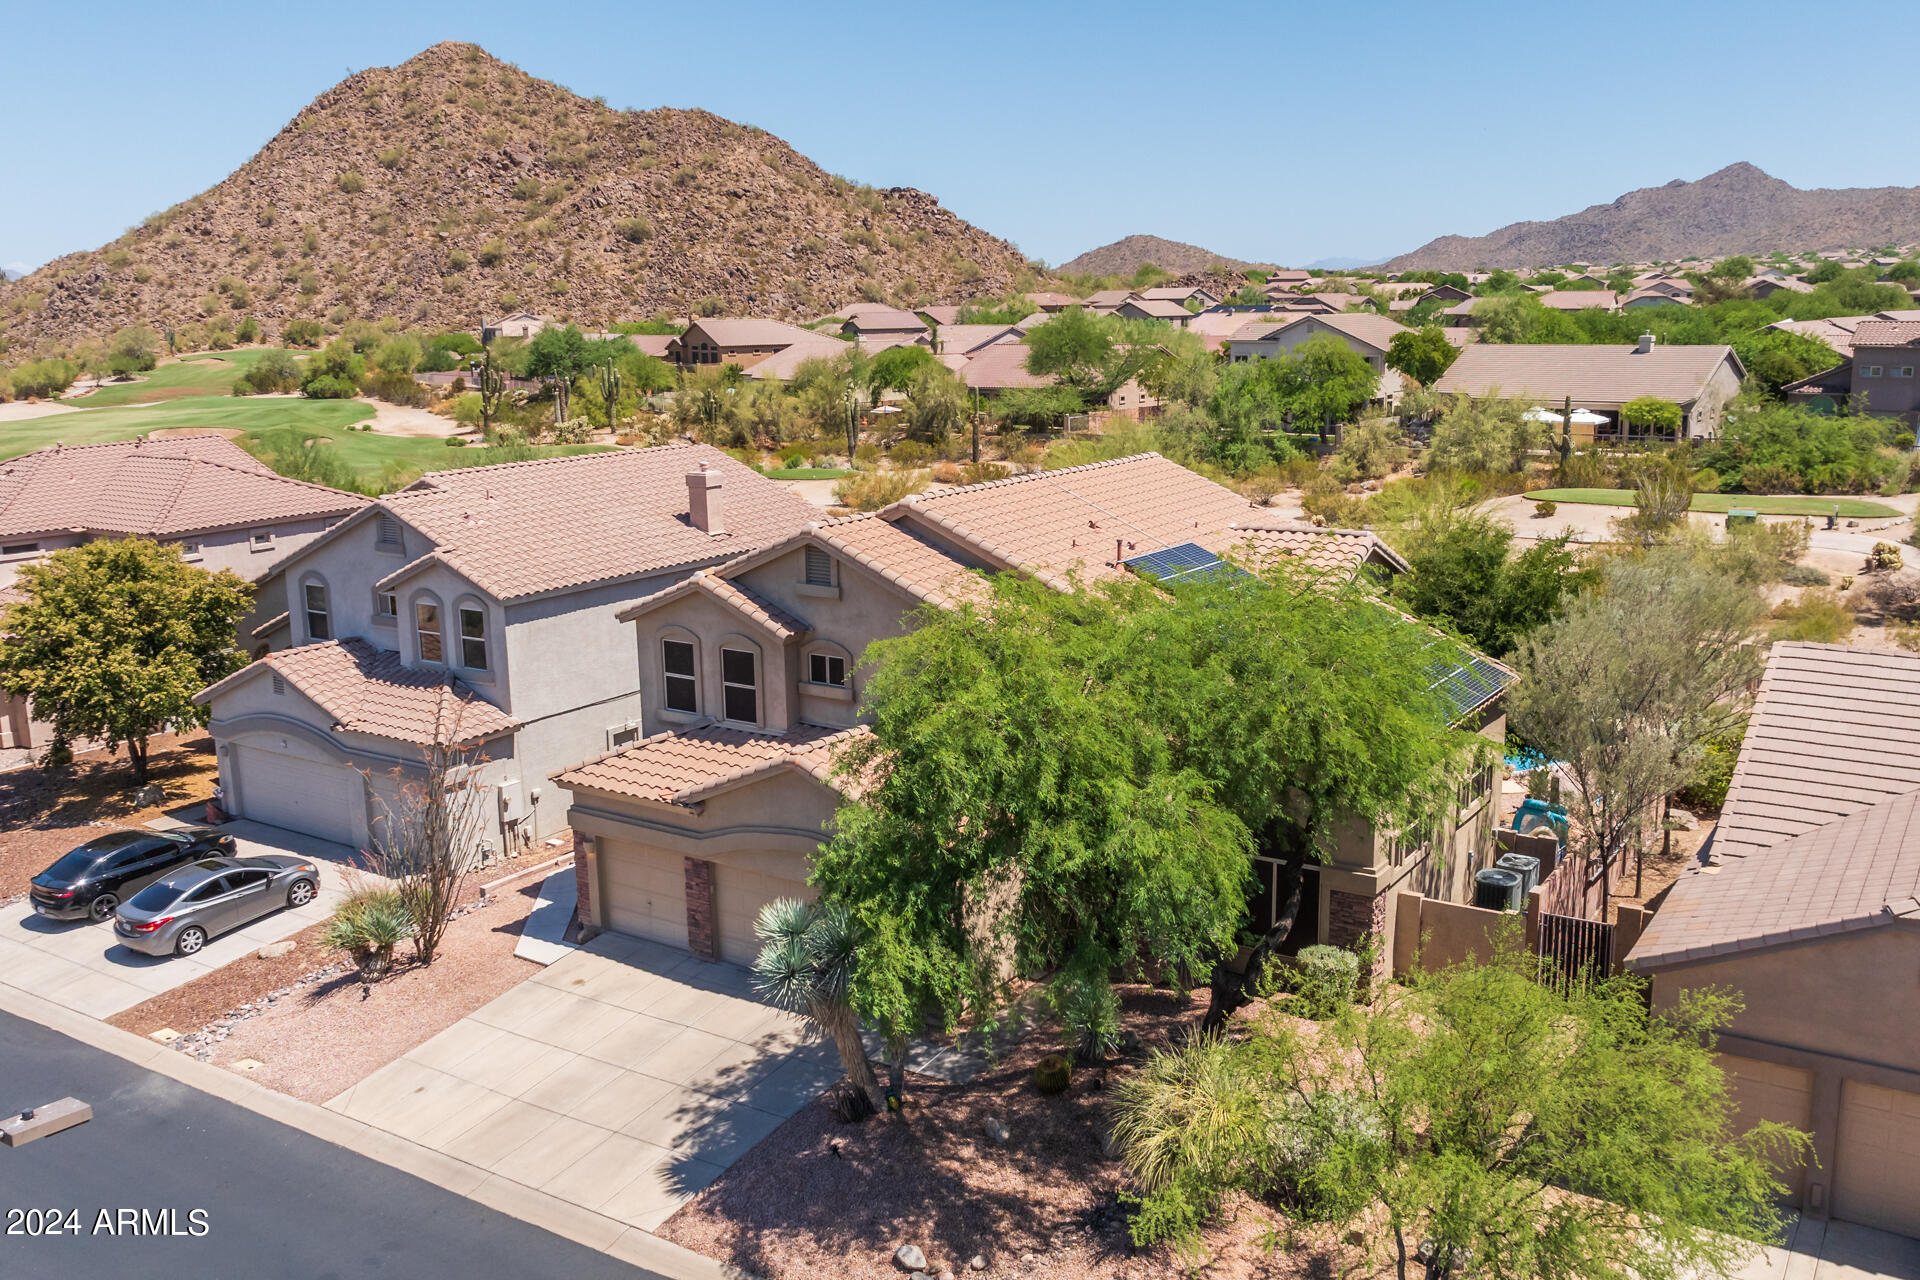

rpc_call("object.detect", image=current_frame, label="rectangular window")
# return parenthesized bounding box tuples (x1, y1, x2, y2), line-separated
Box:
(804, 547, 835, 587)
(416, 601, 443, 663)
(459, 606, 488, 671)
(720, 647, 758, 723)
(2, 542, 40, 555)
(662, 639, 698, 713)
(808, 652, 847, 687)
(304, 583, 330, 641)
(374, 591, 397, 620)
(1898, 366, 1916, 378)
(180, 542, 202, 562)
(1864, 365, 1884, 377)
(250, 531, 274, 551)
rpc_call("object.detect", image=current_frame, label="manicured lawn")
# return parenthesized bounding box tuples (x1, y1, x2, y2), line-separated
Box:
(0, 396, 373, 460)
(244, 417, 605, 488)
(1530, 488, 1902, 518)
(762, 466, 852, 479)
(64, 349, 274, 407)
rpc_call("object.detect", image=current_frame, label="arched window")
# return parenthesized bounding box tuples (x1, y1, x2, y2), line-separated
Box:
(805, 643, 852, 689)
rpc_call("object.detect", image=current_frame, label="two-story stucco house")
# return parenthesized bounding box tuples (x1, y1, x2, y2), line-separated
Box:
(0, 436, 366, 753)
(193, 444, 816, 855)
(553, 453, 1510, 973)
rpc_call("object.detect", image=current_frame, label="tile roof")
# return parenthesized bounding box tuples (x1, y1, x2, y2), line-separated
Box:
(1205, 514, 1411, 577)
(1628, 787, 1920, 970)
(197, 638, 518, 746)
(1433, 342, 1740, 405)
(917, 305, 964, 326)
(1850, 320, 1920, 350)
(1119, 298, 1193, 320)
(1083, 290, 1136, 307)
(615, 568, 812, 639)
(1026, 291, 1082, 308)
(1229, 312, 1409, 353)
(553, 722, 867, 807)
(933, 324, 1020, 356)
(811, 515, 989, 606)
(1537, 290, 1619, 311)
(687, 318, 823, 348)
(741, 332, 854, 381)
(372, 444, 817, 601)
(891, 453, 1259, 588)
(1711, 643, 1920, 863)
(842, 307, 929, 333)
(959, 342, 1052, 392)
(0, 437, 365, 542)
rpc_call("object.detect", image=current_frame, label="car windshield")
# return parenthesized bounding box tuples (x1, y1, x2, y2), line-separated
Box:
(42, 850, 103, 881)
(127, 883, 181, 912)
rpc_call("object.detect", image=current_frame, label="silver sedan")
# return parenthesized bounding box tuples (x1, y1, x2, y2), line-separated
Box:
(113, 855, 321, 957)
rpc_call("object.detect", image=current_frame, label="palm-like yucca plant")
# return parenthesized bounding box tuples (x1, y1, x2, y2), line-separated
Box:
(753, 897, 884, 1117)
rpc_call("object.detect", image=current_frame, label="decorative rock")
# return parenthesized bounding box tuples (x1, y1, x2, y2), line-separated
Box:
(133, 783, 166, 806)
(1099, 1126, 1117, 1158)
(257, 940, 297, 959)
(894, 1245, 927, 1272)
(1666, 807, 1699, 832)
(939, 1270, 954, 1280)
(968, 1256, 987, 1271)
(1344, 1229, 1365, 1247)
(982, 1116, 1010, 1144)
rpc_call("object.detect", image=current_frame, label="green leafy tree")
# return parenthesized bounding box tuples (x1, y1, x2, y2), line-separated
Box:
(107, 326, 161, 376)
(1620, 395, 1683, 437)
(1277, 334, 1380, 441)
(1423, 395, 1542, 474)
(1385, 326, 1458, 386)
(1113, 944, 1808, 1280)
(0, 540, 251, 782)
(1613, 453, 1697, 546)
(868, 344, 938, 394)
(1023, 306, 1150, 398)
(1394, 511, 1595, 656)
(903, 363, 966, 444)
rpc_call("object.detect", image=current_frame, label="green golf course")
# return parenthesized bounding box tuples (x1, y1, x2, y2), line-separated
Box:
(1529, 488, 1903, 519)
(63, 350, 275, 408)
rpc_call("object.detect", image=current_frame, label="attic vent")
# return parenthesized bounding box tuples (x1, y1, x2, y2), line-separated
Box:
(271, 673, 286, 696)
(377, 514, 401, 547)
(804, 546, 834, 587)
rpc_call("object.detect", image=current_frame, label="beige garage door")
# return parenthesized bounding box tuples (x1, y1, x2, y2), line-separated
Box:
(232, 745, 365, 848)
(1717, 1054, 1813, 1204)
(713, 862, 815, 965)
(1835, 1080, 1920, 1236)
(601, 841, 688, 949)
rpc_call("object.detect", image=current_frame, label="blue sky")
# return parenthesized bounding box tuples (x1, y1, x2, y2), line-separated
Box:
(6, 0, 1920, 275)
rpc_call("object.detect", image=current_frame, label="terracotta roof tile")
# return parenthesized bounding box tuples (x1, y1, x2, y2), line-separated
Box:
(1851, 320, 1920, 349)
(0, 437, 365, 541)
(1204, 514, 1410, 577)
(197, 638, 517, 746)
(377, 443, 816, 600)
(959, 342, 1052, 392)
(1434, 342, 1741, 405)
(553, 722, 866, 806)
(616, 569, 812, 639)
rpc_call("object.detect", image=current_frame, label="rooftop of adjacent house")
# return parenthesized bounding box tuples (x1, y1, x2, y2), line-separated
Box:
(1229, 312, 1408, 352)
(1139, 286, 1209, 302)
(1710, 642, 1920, 863)
(1537, 290, 1619, 311)
(958, 341, 1051, 392)
(364, 443, 817, 601)
(195, 637, 518, 746)
(842, 307, 928, 333)
(1203, 513, 1411, 577)
(917, 305, 963, 326)
(1851, 319, 1920, 350)
(741, 332, 853, 381)
(0, 436, 366, 542)
(1026, 291, 1082, 308)
(1119, 297, 1192, 320)
(552, 721, 865, 807)
(683, 318, 822, 348)
(932, 324, 1019, 356)
(622, 334, 675, 359)
(1083, 290, 1136, 308)
(1432, 341, 1740, 405)
(1627, 786, 1920, 970)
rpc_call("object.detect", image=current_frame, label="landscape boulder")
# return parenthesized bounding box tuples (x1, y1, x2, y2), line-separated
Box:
(894, 1244, 927, 1272)
(982, 1116, 1010, 1145)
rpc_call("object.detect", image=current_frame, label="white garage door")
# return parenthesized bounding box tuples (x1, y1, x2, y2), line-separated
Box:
(1717, 1054, 1813, 1204)
(232, 746, 365, 848)
(602, 841, 688, 949)
(1835, 1080, 1920, 1236)
(713, 862, 814, 965)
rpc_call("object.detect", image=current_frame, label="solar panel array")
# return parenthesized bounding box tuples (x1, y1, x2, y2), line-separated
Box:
(1122, 542, 1249, 585)
(1427, 650, 1514, 718)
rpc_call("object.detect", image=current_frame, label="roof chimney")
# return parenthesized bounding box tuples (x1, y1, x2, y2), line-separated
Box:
(686, 461, 725, 535)
(1636, 333, 1656, 354)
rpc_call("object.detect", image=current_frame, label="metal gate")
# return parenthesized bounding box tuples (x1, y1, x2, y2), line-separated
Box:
(1536, 911, 1613, 988)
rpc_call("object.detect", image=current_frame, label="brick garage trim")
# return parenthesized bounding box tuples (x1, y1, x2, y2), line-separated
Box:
(685, 856, 717, 960)
(1326, 887, 1389, 986)
(572, 831, 595, 931)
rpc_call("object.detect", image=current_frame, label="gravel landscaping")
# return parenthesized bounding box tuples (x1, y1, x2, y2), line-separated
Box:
(660, 986, 1375, 1280)
(0, 733, 219, 901)
(108, 881, 545, 1104)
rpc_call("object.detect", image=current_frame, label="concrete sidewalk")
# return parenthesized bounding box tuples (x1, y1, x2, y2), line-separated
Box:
(1738, 1216, 1920, 1280)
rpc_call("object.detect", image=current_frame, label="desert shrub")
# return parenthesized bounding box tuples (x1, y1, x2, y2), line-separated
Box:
(1033, 1053, 1072, 1095)
(889, 440, 935, 468)
(376, 147, 403, 169)
(930, 460, 964, 483)
(9, 357, 80, 398)
(1048, 967, 1122, 1066)
(833, 469, 926, 511)
(1868, 541, 1904, 572)
(301, 374, 357, 399)
(323, 887, 412, 983)
(1780, 563, 1830, 586)
(337, 170, 365, 194)
(477, 239, 506, 267)
(447, 248, 470, 272)
(283, 318, 324, 347)
(962, 460, 1010, 484)
(1290, 945, 1359, 1019)
(1330, 415, 1402, 483)
(449, 392, 484, 426)
(615, 215, 654, 243)
(1691, 467, 1721, 493)
(1533, 500, 1557, 518)
(1676, 731, 1740, 812)
(1769, 588, 1853, 643)
(237, 348, 303, 395)
(365, 368, 426, 406)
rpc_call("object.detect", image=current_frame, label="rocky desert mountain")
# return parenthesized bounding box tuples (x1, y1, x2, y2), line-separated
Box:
(1384, 163, 1920, 270)
(1057, 234, 1268, 278)
(0, 42, 1031, 352)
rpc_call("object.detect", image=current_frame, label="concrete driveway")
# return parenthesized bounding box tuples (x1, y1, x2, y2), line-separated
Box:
(0, 819, 365, 1019)
(1738, 1216, 1920, 1280)
(325, 932, 840, 1230)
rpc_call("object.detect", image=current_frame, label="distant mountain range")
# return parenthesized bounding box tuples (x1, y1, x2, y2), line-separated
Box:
(2, 265, 25, 282)
(1058, 234, 1270, 278)
(1384, 163, 1920, 270)
(0, 42, 1027, 351)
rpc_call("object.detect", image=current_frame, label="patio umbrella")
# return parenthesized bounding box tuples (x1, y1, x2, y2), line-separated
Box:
(1568, 409, 1607, 426)
(1522, 406, 1564, 424)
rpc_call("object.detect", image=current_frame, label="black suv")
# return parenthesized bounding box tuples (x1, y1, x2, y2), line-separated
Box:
(28, 827, 237, 923)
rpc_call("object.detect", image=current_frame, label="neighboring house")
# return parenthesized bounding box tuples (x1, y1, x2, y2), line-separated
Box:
(0, 437, 367, 751)
(840, 308, 928, 343)
(1139, 285, 1221, 309)
(1433, 336, 1745, 440)
(1185, 306, 1269, 353)
(195, 446, 817, 853)
(1114, 297, 1195, 327)
(622, 333, 675, 360)
(916, 305, 964, 327)
(1847, 320, 1920, 424)
(930, 324, 1020, 357)
(667, 318, 834, 370)
(1626, 643, 1920, 1238)
(1749, 276, 1815, 300)
(1025, 291, 1083, 311)
(956, 342, 1051, 394)
(1415, 284, 1473, 307)
(1082, 289, 1137, 314)
(1225, 312, 1410, 407)
(554, 453, 1509, 974)
(481, 312, 550, 344)
(1264, 269, 1312, 292)
(1537, 289, 1619, 312)
(1620, 288, 1688, 309)
(1274, 292, 1367, 314)
(741, 332, 858, 382)
(1766, 315, 1869, 361)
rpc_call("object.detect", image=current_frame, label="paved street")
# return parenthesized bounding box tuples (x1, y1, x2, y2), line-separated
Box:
(0, 1009, 656, 1279)
(0, 820, 369, 1019)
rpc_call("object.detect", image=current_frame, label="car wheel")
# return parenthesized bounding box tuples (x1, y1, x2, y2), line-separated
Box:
(174, 926, 207, 957)
(88, 892, 119, 923)
(286, 878, 317, 908)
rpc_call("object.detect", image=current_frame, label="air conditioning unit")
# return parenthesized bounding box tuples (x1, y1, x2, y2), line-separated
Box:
(1473, 867, 1524, 912)
(1495, 852, 1540, 897)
